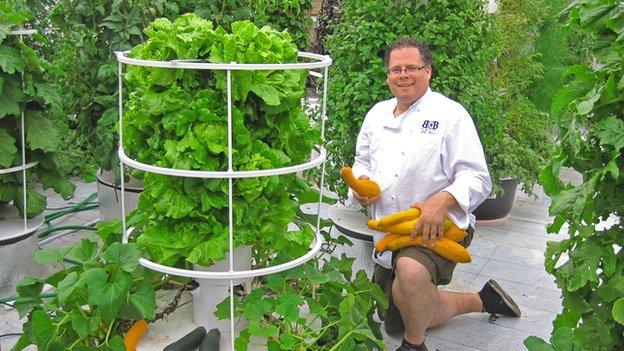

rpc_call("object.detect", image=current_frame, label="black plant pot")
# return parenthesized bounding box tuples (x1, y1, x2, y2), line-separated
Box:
(473, 179, 518, 221)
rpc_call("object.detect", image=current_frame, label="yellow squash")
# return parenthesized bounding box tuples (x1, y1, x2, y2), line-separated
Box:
(340, 166, 381, 197)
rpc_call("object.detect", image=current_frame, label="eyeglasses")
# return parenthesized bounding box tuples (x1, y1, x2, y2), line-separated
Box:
(386, 64, 429, 76)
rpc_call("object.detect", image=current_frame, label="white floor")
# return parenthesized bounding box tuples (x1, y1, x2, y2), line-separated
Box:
(0, 170, 574, 350)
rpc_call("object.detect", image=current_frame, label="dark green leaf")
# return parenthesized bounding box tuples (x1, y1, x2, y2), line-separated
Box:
(129, 279, 156, 319)
(0, 45, 25, 74)
(25, 110, 60, 152)
(0, 127, 17, 167)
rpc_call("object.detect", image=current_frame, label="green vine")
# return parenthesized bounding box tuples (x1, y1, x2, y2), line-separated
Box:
(526, 0, 624, 350)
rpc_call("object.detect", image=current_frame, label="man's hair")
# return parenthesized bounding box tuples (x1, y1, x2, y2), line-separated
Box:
(383, 37, 433, 68)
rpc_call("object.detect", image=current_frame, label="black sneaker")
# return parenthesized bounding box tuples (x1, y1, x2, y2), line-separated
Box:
(478, 279, 521, 322)
(395, 339, 428, 351)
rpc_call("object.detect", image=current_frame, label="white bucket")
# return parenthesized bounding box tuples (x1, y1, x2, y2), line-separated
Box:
(191, 245, 252, 333)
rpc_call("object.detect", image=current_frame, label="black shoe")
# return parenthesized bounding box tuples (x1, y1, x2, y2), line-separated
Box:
(395, 339, 428, 351)
(478, 279, 521, 322)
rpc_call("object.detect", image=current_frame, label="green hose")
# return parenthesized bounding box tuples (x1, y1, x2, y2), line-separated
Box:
(37, 225, 98, 238)
(43, 192, 99, 229)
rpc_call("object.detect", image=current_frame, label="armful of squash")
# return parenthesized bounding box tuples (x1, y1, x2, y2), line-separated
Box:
(369, 208, 471, 263)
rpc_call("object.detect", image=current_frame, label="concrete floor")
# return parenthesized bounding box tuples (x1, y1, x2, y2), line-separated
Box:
(0, 170, 573, 350)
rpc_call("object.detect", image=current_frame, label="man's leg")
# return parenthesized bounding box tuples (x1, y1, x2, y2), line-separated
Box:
(428, 290, 482, 328)
(393, 257, 484, 345)
(392, 257, 438, 346)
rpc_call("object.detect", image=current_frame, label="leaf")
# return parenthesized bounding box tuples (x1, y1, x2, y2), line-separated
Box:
(31, 309, 55, 347)
(595, 116, 624, 150)
(0, 127, 17, 167)
(240, 288, 272, 320)
(550, 327, 574, 351)
(102, 242, 141, 272)
(96, 220, 123, 247)
(85, 268, 132, 323)
(34, 83, 62, 108)
(249, 83, 281, 106)
(66, 239, 99, 263)
(56, 271, 80, 304)
(129, 279, 156, 319)
(25, 110, 60, 152)
(108, 335, 127, 351)
(0, 77, 23, 118)
(575, 85, 602, 115)
(274, 294, 303, 322)
(13, 278, 44, 317)
(70, 312, 90, 338)
(0, 45, 25, 74)
(524, 336, 554, 351)
(613, 298, 624, 325)
(34, 247, 71, 264)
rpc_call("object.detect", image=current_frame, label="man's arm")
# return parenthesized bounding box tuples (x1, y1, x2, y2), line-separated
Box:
(410, 191, 458, 246)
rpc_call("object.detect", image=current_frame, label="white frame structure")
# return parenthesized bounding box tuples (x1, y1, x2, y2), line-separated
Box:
(116, 50, 332, 349)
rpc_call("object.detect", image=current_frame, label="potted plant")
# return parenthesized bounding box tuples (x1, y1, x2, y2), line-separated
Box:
(0, 4, 74, 295)
(115, 14, 338, 345)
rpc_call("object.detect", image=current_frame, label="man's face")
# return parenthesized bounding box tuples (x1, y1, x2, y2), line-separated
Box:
(386, 47, 431, 106)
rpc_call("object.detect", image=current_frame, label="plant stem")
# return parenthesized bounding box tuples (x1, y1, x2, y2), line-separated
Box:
(328, 329, 356, 351)
(68, 336, 85, 350)
(104, 320, 115, 345)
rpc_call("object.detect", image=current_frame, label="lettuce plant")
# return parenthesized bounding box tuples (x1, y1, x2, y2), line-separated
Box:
(123, 14, 321, 268)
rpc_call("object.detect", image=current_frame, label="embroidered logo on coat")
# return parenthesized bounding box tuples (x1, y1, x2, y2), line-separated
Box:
(421, 120, 439, 134)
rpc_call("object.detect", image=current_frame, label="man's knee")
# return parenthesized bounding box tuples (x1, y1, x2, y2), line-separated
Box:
(395, 256, 433, 285)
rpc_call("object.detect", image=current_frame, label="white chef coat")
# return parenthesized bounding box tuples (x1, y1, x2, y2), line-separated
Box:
(351, 88, 492, 269)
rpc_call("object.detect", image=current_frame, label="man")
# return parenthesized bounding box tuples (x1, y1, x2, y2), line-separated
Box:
(350, 37, 521, 351)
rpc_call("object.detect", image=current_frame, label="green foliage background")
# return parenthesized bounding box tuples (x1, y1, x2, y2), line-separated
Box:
(323, 0, 552, 198)
(32, 0, 313, 179)
(526, 0, 624, 350)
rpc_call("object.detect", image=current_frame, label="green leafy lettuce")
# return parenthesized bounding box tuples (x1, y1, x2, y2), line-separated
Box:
(123, 14, 320, 267)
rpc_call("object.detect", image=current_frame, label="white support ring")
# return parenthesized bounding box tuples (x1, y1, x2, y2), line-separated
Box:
(122, 227, 324, 279)
(116, 50, 332, 71)
(119, 146, 326, 178)
(0, 162, 38, 175)
(9, 29, 37, 35)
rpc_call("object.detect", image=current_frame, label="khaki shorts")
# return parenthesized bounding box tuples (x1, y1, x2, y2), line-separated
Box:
(373, 227, 474, 333)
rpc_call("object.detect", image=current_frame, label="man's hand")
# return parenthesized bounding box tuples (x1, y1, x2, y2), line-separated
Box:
(353, 175, 380, 206)
(410, 191, 457, 247)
